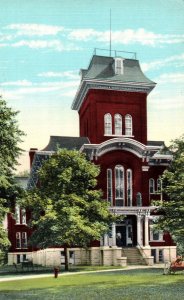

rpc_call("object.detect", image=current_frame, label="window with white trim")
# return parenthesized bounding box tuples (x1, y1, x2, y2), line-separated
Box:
(16, 232, 21, 248)
(125, 114, 132, 136)
(127, 169, 133, 206)
(114, 114, 122, 135)
(115, 58, 123, 75)
(115, 165, 124, 206)
(22, 232, 28, 248)
(15, 205, 21, 224)
(149, 178, 155, 194)
(149, 219, 163, 241)
(107, 169, 113, 205)
(157, 178, 162, 193)
(21, 209, 27, 224)
(104, 113, 112, 135)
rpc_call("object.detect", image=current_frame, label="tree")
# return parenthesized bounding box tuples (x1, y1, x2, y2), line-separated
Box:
(22, 149, 117, 270)
(155, 135, 184, 253)
(0, 97, 24, 254)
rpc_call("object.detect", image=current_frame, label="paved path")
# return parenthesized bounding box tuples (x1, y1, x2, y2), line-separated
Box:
(0, 264, 165, 282)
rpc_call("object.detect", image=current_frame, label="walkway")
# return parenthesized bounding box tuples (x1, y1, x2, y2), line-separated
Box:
(0, 264, 165, 282)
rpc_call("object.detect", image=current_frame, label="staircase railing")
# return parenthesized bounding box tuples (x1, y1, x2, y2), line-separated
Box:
(136, 243, 149, 264)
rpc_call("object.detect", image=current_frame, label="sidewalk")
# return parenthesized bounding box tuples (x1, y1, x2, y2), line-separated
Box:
(0, 264, 165, 282)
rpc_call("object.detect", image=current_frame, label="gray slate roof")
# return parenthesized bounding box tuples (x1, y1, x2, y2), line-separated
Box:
(81, 55, 155, 84)
(42, 136, 90, 151)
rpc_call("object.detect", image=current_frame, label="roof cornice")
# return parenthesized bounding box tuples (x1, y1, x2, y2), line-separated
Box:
(72, 79, 156, 111)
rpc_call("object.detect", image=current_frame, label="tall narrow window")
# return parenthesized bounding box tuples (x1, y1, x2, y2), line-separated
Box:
(114, 114, 122, 135)
(125, 114, 132, 136)
(115, 165, 124, 206)
(104, 113, 112, 135)
(127, 169, 133, 206)
(16, 232, 21, 248)
(21, 209, 27, 225)
(115, 58, 123, 75)
(22, 232, 28, 248)
(107, 169, 113, 205)
(157, 178, 162, 193)
(15, 205, 20, 224)
(149, 178, 155, 194)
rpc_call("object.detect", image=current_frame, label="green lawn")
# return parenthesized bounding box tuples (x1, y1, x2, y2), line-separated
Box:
(0, 268, 183, 300)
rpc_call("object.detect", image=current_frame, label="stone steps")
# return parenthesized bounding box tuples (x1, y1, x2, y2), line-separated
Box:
(122, 248, 146, 265)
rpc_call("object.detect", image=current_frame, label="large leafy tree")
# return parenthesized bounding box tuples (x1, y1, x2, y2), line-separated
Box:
(0, 97, 24, 253)
(155, 135, 184, 253)
(22, 149, 117, 270)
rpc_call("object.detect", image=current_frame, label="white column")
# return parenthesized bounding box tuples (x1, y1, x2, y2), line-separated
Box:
(112, 223, 116, 246)
(104, 233, 109, 246)
(144, 211, 150, 247)
(137, 213, 142, 246)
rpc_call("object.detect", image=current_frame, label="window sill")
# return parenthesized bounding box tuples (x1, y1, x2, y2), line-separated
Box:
(104, 134, 134, 138)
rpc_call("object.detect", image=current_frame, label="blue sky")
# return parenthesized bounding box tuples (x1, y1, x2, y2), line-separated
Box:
(0, 0, 184, 172)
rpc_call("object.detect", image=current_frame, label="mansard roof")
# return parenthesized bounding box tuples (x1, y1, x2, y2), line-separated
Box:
(81, 55, 154, 84)
(42, 136, 90, 151)
(72, 54, 156, 111)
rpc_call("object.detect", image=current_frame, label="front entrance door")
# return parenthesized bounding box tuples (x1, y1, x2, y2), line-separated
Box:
(116, 224, 133, 247)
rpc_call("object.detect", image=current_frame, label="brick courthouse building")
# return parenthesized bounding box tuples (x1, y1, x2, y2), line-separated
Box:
(8, 51, 176, 266)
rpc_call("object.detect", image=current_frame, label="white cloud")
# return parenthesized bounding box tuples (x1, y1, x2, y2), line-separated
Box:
(141, 53, 184, 72)
(68, 28, 184, 46)
(1, 80, 32, 86)
(38, 70, 79, 80)
(11, 39, 80, 52)
(158, 72, 184, 84)
(5, 24, 64, 36)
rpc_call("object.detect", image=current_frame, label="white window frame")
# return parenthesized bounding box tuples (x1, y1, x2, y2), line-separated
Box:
(107, 169, 113, 205)
(22, 232, 28, 249)
(21, 208, 27, 225)
(149, 178, 155, 194)
(125, 114, 133, 136)
(115, 165, 124, 206)
(15, 204, 21, 224)
(104, 113, 112, 135)
(149, 219, 163, 241)
(127, 169, 133, 206)
(115, 58, 123, 75)
(114, 114, 122, 135)
(16, 232, 21, 249)
(157, 178, 162, 193)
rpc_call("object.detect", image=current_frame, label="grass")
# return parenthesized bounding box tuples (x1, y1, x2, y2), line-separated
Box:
(0, 268, 183, 300)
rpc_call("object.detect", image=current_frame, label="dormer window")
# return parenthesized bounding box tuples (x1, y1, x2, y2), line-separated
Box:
(115, 58, 123, 75)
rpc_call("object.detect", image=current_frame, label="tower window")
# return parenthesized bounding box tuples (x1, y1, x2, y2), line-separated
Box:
(104, 113, 112, 135)
(125, 114, 133, 136)
(114, 114, 122, 135)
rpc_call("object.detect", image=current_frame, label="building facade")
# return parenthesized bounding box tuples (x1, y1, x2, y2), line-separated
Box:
(7, 52, 176, 266)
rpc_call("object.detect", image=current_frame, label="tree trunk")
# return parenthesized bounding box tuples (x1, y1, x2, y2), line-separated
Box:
(64, 244, 69, 271)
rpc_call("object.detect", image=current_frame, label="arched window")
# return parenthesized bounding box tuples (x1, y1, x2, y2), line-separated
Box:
(149, 178, 155, 194)
(115, 165, 124, 206)
(127, 169, 133, 206)
(125, 114, 132, 136)
(104, 113, 112, 135)
(107, 169, 113, 205)
(114, 114, 122, 135)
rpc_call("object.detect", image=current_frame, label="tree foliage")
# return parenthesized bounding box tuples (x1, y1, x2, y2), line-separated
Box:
(0, 97, 24, 252)
(155, 135, 184, 251)
(22, 149, 117, 268)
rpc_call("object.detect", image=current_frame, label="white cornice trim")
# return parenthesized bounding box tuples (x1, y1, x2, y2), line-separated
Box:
(72, 79, 156, 111)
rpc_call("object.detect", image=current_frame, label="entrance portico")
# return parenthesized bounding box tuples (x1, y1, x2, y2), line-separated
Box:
(105, 207, 154, 248)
